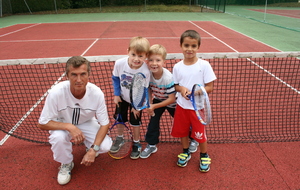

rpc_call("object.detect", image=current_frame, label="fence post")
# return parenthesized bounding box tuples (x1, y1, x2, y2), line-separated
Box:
(23, 0, 32, 14)
(0, 0, 2, 17)
(99, 0, 102, 12)
(54, 0, 57, 13)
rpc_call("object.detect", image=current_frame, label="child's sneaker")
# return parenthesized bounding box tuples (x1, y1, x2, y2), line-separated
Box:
(57, 162, 74, 185)
(110, 136, 125, 153)
(140, 144, 157, 158)
(177, 152, 191, 167)
(130, 142, 141, 159)
(189, 139, 199, 153)
(199, 154, 211, 172)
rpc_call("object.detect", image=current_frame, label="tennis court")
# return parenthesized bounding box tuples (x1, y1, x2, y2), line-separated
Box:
(0, 20, 279, 60)
(1, 9, 300, 190)
(249, 9, 300, 19)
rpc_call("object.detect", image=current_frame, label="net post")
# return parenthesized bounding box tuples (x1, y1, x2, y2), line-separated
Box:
(54, 0, 57, 14)
(264, 0, 268, 22)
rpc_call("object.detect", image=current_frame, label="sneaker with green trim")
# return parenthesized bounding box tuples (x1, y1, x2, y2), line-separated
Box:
(199, 154, 211, 172)
(177, 152, 191, 167)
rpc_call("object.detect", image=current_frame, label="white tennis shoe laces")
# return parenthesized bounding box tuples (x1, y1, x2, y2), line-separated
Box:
(57, 162, 74, 185)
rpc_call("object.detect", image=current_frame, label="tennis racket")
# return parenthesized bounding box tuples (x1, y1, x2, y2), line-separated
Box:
(189, 84, 212, 125)
(108, 107, 133, 159)
(130, 72, 150, 111)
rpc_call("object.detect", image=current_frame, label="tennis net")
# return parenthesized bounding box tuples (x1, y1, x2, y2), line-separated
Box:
(0, 52, 299, 145)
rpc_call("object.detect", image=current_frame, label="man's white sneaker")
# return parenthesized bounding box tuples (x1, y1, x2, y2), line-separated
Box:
(57, 162, 74, 185)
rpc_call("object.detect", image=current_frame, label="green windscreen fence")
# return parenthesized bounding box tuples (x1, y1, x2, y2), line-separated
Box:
(1, 0, 226, 16)
(198, 0, 227, 12)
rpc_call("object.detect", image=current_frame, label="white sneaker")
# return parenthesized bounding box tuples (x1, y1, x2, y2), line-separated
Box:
(189, 139, 199, 153)
(57, 162, 74, 185)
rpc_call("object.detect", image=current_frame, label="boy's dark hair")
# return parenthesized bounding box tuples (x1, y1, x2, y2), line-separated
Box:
(180, 30, 201, 46)
(65, 56, 91, 75)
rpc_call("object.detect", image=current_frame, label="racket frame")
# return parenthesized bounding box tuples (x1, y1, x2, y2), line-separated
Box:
(130, 72, 150, 111)
(190, 84, 212, 125)
(108, 113, 133, 159)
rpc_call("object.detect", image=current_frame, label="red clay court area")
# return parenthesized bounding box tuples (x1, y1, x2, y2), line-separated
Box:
(0, 21, 280, 61)
(249, 9, 300, 19)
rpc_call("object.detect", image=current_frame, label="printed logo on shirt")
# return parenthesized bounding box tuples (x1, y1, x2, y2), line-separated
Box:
(120, 73, 133, 90)
(72, 108, 80, 125)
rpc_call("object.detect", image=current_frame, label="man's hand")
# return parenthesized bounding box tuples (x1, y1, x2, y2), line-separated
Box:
(68, 124, 85, 145)
(80, 149, 96, 166)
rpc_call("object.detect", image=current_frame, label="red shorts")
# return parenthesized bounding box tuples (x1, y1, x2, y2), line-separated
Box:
(171, 105, 207, 143)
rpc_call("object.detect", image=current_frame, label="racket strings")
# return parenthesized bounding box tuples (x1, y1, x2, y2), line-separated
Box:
(108, 124, 132, 159)
(132, 74, 147, 109)
(192, 85, 212, 125)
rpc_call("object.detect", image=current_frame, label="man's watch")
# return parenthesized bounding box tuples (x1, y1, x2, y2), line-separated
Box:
(90, 144, 100, 152)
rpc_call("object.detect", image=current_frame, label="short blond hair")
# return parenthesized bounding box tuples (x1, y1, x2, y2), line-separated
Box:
(128, 36, 150, 54)
(148, 44, 167, 60)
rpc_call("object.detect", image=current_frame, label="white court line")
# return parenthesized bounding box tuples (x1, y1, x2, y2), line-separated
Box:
(0, 73, 66, 146)
(189, 21, 299, 94)
(258, 9, 300, 18)
(214, 21, 281, 52)
(247, 58, 300, 95)
(82, 38, 98, 56)
(0, 34, 99, 146)
(0, 23, 41, 38)
(0, 36, 214, 43)
(0, 38, 98, 43)
(189, 21, 239, 53)
(1, 21, 298, 145)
